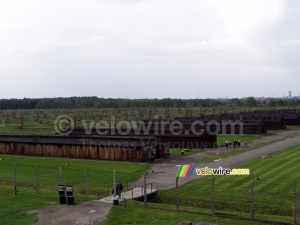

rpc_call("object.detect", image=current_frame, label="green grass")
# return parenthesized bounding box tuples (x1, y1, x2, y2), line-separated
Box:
(0, 185, 82, 225)
(0, 155, 151, 225)
(152, 145, 300, 220)
(102, 200, 267, 225)
(217, 134, 261, 146)
(198, 131, 300, 163)
(169, 148, 205, 157)
(197, 139, 282, 163)
(266, 130, 283, 135)
(0, 155, 151, 196)
(288, 125, 300, 130)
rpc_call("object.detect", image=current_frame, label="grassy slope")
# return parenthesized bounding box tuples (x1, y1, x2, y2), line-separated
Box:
(102, 200, 266, 225)
(152, 145, 300, 220)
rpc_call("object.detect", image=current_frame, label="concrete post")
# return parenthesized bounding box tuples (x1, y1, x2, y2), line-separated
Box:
(250, 181, 254, 221)
(59, 166, 63, 184)
(13, 163, 17, 195)
(176, 177, 179, 211)
(113, 170, 117, 197)
(85, 168, 89, 201)
(36, 165, 40, 194)
(293, 182, 297, 225)
(212, 177, 216, 216)
(144, 172, 148, 208)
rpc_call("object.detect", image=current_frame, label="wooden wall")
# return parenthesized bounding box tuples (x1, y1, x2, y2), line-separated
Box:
(0, 142, 151, 162)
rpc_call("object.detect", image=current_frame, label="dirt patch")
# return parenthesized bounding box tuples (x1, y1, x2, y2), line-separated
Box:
(28, 201, 112, 225)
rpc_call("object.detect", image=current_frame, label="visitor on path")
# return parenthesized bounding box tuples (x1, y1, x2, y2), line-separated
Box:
(116, 182, 123, 197)
(225, 140, 229, 148)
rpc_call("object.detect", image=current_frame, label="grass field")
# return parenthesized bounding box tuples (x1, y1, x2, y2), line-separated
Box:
(288, 125, 300, 130)
(151, 145, 300, 221)
(0, 107, 298, 135)
(216, 134, 261, 146)
(0, 155, 151, 195)
(0, 155, 151, 225)
(169, 148, 205, 157)
(103, 200, 268, 225)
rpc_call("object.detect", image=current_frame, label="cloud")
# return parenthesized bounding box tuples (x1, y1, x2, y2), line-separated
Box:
(160, 38, 239, 52)
(249, 66, 300, 74)
(0, 0, 298, 99)
(23, 36, 106, 52)
(281, 39, 300, 46)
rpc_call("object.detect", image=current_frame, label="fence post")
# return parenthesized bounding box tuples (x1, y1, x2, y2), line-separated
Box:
(124, 198, 127, 208)
(144, 172, 148, 208)
(113, 170, 117, 197)
(293, 182, 297, 225)
(85, 168, 89, 201)
(250, 181, 254, 221)
(176, 177, 179, 211)
(13, 163, 17, 196)
(127, 181, 128, 191)
(132, 188, 133, 199)
(36, 165, 40, 194)
(59, 166, 63, 184)
(212, 177, 216, 216)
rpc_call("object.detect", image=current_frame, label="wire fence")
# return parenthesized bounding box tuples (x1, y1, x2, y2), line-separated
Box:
(0, 162, 148, 200)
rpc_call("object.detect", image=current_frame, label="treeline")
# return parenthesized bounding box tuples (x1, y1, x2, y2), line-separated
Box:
(0, 97, 299, 110)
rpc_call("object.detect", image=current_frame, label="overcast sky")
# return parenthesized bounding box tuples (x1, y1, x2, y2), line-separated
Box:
(0, 0, 299, 99)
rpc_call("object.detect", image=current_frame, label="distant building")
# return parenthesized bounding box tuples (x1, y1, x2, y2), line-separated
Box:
(288, 91, 292, 98)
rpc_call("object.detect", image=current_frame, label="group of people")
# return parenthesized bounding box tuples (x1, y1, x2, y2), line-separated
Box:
(225, 138, 242, 148)
(233, 139, 241, 148)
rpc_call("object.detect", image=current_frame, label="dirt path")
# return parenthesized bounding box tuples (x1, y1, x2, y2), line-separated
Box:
(137, 130, 300, 189)
(29, 201, 111, 225)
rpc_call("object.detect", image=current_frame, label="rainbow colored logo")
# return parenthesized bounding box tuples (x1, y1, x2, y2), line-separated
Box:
(176, 164, 196, 177)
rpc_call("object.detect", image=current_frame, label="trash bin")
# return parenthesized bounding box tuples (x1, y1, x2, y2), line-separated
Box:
(67, 196, 75, 205)
(59, 195, 67, 204)
(113, 195, 119, 205)
(66, 185, 75, 205)
(58, 185, 66, 204)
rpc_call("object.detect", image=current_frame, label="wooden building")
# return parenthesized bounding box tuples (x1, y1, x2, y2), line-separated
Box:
(0, 134, 159, 162)
(69, 125, 217, 149)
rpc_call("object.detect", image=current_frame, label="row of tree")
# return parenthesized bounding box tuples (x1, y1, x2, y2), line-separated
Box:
(0, 97, 299, 110)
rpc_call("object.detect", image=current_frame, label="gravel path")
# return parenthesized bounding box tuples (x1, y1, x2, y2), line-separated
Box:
(137, 130, 300, 189)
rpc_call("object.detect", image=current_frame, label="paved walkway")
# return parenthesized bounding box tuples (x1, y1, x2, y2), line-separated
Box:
(137, 130, 300, 189)
(97, 186, 157, 204)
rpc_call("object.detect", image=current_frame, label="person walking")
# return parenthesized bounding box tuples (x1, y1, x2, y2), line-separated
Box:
(116, 182, 123, 198)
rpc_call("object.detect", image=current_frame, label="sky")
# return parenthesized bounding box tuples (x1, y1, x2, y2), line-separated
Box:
(0, 0, 299, 99)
